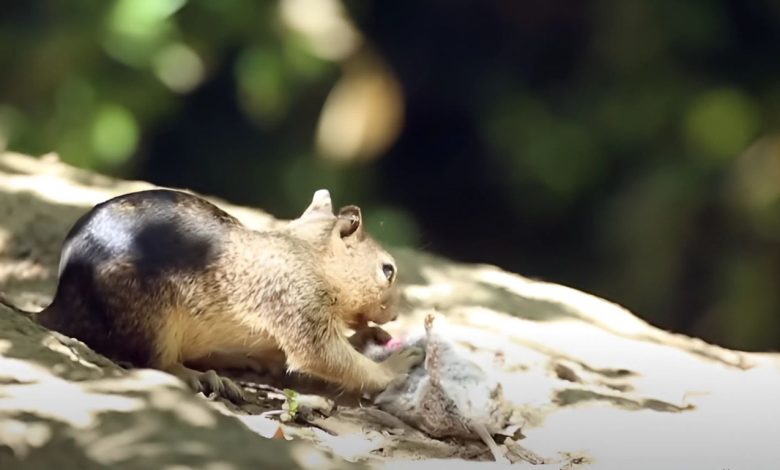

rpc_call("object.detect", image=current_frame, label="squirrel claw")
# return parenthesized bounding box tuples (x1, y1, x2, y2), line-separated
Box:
(172, 365, 247, 404)
(382, 346, 425, 376)
(198, 369, 247, 404)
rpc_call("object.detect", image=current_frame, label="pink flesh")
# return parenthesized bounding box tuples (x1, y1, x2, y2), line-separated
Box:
(385, 337, 406, 349)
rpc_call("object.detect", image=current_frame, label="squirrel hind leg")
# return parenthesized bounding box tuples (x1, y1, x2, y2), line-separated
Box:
(165, 363, 247, 404)
(187, 349, 287, 377)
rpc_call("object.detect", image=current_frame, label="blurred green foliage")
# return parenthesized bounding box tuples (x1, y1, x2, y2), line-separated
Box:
(2, 0, 780, 351)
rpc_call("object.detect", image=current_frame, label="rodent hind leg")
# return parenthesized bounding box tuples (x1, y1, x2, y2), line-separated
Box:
(165, 363, 246, 404)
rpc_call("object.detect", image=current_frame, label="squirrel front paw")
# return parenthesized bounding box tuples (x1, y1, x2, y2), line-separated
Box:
(382, 346, 425, 376)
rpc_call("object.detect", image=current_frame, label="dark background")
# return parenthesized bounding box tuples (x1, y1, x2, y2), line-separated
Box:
(2, 0, 780, 351)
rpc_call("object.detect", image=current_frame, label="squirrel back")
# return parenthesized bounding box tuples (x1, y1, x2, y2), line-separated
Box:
(0, 188, 422, 401)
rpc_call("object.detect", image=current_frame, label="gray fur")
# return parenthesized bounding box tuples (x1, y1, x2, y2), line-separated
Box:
(363, 314, 511, 446)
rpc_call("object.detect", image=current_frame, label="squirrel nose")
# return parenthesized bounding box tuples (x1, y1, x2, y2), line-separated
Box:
(382, 263, 396, 283)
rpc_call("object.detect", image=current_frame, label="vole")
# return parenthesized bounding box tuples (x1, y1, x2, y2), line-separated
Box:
(363, 312, 512, 463)
(0, 188, 424, 403)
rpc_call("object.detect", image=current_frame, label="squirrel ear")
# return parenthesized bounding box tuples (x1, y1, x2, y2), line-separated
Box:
(336, 205, 362, 237)
(300, 189, 334, 220)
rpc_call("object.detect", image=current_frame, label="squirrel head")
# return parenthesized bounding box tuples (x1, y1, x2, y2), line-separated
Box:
(289, 190, 399, 329)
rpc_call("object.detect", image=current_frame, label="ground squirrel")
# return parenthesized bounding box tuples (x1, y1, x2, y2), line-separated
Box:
(1, 188, 424, 402)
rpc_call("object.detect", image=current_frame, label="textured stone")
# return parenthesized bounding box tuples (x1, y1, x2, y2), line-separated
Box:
(1, 151, 778, 469)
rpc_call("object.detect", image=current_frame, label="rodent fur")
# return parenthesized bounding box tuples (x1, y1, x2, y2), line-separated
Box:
(2, 188, 423, 401)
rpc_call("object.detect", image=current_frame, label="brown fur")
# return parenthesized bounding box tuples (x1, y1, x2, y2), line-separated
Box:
(36, 189, 423, 401)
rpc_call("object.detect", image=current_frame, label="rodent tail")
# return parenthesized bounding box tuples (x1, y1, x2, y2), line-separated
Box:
(423, 311, 441, 386)
(0, 292, 39, 316)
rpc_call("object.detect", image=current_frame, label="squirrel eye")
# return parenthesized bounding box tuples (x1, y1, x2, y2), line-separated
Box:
(382, 263, 396, 283)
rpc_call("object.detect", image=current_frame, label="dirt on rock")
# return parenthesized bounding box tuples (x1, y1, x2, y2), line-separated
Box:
(1, 152, 778, 470)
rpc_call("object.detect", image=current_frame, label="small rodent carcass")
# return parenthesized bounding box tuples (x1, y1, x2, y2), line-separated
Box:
(362, 313, 512, 462)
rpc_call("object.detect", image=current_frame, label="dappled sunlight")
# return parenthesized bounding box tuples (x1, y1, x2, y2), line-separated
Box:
(730, 134, 780, 220)
(522, 389, 778, 470)
(90, 104, 139, 165)
(404, 264, 529, 311)
(153, 43, 205, 94)
(403, 277, 457, 303)
(684, 88, 760, 162)
(458, 306, 725, 407)
(404, 303, 704, 411)
(0, 167, 142, 208)
(462, 266, 752, 370)
(77, 419, 169, 465)
(88, 369, 182, 393)
(0, 309, 314, 467)
(315, 54, 405, 163)
(290, 442, 360, 470)
(310, 427, 386, 462)
(395, 259, 764, 448)
(0, 257, 49, 288)
(104, 0, 187, 67)
(236, 414, 286, 439)
(278, 0, 361, 61)
(89, 370, 218, 428)
(1, 0, 779, 355)
(0, 359, 144, 428)
(0, 419, 52, 459)
(0, 151, 278, 235)
(278, 0, 404, 163)
(147, 386, 217, 428)
(0, 349, 55, 383)
(1, 152, 780, 467)
(473, 266, 651, 335)
(38, 335, 106, 373)
(400, 259, 614, 325)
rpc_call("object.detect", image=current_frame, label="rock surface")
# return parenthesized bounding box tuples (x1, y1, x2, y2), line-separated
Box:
(1, 151, 778, 469)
